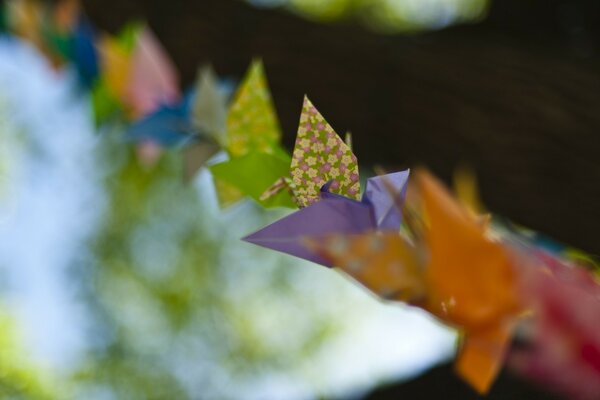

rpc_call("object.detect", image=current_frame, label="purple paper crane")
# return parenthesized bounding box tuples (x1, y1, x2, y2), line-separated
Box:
(243, 170, 410, 267)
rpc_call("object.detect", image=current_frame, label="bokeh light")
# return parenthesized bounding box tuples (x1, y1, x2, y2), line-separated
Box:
(248, 0, 489, 32)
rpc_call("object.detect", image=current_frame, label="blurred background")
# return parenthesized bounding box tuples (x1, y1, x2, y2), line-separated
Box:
(0, 0, 599, 398)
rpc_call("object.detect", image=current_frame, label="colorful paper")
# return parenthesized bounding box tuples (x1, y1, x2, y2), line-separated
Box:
(262, 96, 360, 208)
(225, 59, 282, 157)
(71, 16, 99, 88)
(300, 169, 520, 393)
(182, 139, 221, 182)
(97, 34, 130, 99)
(40, 0, 80, 63)
(208, 60, 292, 207)
(191, 65, 228, 146)
(51, 0, 79, 35)
(7, 7, 600, 396)
(91, 24, 140, 123)
(510, 251, 600, 400)
(418, 169, 520, 393)
(7, 0, 44, 51)
(182, 65, 229, 182)
(125, 103, 193, 148)
(211, 152, 295, 208)
(243, 171, 410, 266)
(307, 231, 426, 302)
(125, 26, 179, 118)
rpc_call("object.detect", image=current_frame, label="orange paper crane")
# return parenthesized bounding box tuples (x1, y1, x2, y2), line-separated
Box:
(417, 169, 521, 393)
(308, 169, 522, 394)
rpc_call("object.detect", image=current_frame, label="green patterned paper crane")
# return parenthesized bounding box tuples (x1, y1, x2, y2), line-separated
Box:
(260, 96, 360, 208)
(208, 59, 296, 208)
(225, 60, 282, 157)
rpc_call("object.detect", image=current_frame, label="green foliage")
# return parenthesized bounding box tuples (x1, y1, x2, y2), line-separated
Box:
(0, 312, 62, 399)
(71, 130, 345, 398)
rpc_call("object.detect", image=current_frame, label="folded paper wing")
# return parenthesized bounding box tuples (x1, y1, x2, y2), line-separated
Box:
(307, 231, 426, 302)
(243, 196, 374, 267)
(72, 17, 99, 88)
(212, 179, 245, 208)
(126, 104, 193, 147)
(125, 27, 180, 118)
(97, 23, 139, 103)
(418, 169, 518, 331)
(183, 140, 221, 182)
(184, 65, 235, 182)
(416, 169, 520, 393)
(91, 23, 143, 123)
(243, 171, 409, 266)
(93, 34, 131, 122)
(455, 324, 515, 395)
(210, 152, 295, 208)
(192, 65, 228, 145)
(208, 59, 288, 207)
(363, 170, 410, 230)
(225, 59, 281, 157)
(262, 96, 361, 208)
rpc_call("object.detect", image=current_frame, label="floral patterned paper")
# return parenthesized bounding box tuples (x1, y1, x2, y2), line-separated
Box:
(289, 96, 360, 207)
(226, 59, 281, 157)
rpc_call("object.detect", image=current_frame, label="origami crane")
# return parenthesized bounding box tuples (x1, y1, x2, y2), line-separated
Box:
(208, 59, 294, 207)
(243, 170, 410, 267)
(125, 61, 282, 185)
(243, 93, 410, 263)
(260, 95, 361, 208)
(100, 24, 185, 167)
(305, 169, 522, 394)
(182, 65, 230, 182)
(125, 26, 180, 118)
(92, 23, 179, 122)
(125, 67, 226, 170)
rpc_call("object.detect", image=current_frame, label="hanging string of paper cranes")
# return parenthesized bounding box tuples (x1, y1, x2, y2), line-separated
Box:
(3, 1, 600, 398)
